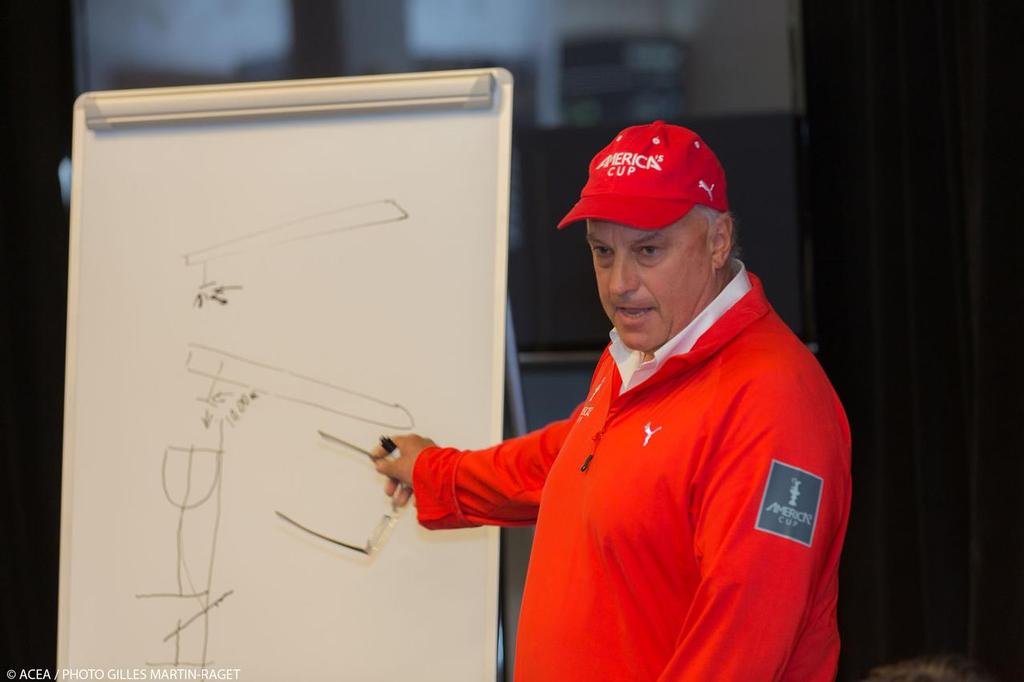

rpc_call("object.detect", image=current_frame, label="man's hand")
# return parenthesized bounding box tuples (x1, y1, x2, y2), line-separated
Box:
(373, 433, 436, 508)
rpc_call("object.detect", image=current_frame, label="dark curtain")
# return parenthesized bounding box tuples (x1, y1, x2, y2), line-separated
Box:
(802, 2, 1024, 680)
(0, 0, 74, 671)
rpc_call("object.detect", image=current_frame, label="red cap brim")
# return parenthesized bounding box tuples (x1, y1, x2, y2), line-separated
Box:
(556, 194, 697, 230)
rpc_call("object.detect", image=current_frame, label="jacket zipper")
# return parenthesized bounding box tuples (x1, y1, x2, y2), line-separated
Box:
(581, 429, 604, 472)
(579, 377, 657, 473)
(577, 353, 699, 473)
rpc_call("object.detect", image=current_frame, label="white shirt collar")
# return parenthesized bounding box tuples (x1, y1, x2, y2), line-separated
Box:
(609, 260, 751, 394)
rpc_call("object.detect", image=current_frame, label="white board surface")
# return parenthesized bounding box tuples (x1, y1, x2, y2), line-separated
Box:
(59, 69, 512, 681)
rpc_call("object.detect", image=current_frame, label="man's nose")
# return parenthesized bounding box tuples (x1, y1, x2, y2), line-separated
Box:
(608, 255, 639, 296)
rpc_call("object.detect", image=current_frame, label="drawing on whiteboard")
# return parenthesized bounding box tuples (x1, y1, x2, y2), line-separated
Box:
(138, 343, 414, 665)
(137, 417, 231, 668)
(276, 507, 400, 556)
(185, 343, 415, 430)
(137, 354, 266, 667)
(161, 589, 234, 644)
(192, 278, 243, 308)
(275, 428, 407, 556)
(184, 199, 409, 307)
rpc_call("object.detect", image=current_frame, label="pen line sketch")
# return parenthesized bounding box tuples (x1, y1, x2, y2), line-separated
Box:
(193, 277, 243, 309)
(139, 342, 415, 666)
(183, 199, 409, 266)
(186, 343, 415, 430)
(185, 199, 408, 307)
(275, 428, 406, 557)
(275, 510, 373, 555)
(276, 506, 402, 558)
(138, 416, 228, 669)
(162, 589, 235, 643)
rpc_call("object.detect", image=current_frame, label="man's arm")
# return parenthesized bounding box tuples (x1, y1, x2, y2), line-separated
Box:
(658, 377, 851, 681)
(375, 404, 582, 529)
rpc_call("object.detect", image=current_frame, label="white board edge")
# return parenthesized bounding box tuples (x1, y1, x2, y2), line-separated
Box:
(57, 102, 89, 669)
(76, 69, 497, 129)
(481, 67, 514, 682)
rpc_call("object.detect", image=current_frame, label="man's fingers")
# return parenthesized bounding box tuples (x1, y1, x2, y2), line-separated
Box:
(378, 459, 408, 504)
(393, 484, 413, 508)
(388, 434, 416, 449)
(372, 433, 436, 504)
(390, 433, 437, 452)
(374, 456, 401, 480)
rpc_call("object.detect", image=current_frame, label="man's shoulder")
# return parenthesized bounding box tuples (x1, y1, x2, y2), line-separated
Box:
(716, 310, 839, 404)
(724, 310, 815, 367)
(711, 311, 851, 467)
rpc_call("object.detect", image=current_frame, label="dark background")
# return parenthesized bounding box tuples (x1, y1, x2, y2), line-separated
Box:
(2, 1, 1023, 680)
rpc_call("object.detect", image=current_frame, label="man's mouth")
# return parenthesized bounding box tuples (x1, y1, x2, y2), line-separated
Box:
(617, 307, 653, 319)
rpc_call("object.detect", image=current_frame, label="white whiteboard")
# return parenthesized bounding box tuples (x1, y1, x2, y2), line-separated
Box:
(59, 69, 512, 681)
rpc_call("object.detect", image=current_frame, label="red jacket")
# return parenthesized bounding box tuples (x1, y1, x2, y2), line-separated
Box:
(413, 275, 851, 681)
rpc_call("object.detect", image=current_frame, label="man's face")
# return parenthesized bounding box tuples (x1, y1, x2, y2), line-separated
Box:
(586, 210, 731, 355)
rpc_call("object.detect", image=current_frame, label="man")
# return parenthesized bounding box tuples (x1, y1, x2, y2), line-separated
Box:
(376, 121, 851, 681)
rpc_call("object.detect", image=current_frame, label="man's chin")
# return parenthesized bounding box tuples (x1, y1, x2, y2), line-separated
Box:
(615, 330, 659, 356)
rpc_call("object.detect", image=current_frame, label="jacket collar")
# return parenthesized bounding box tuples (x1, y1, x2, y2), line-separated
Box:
(610, 260, 751, 393)
(605, 272, 772, 395)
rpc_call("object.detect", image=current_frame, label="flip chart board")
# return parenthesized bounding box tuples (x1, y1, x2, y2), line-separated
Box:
(59, 68, 512, 681)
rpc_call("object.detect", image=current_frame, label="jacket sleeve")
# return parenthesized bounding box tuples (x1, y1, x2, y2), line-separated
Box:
(657, 373, 852, 682)
(411, 404, 582, 529)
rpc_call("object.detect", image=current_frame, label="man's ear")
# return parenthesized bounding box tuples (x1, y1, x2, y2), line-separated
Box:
(708, 213, 734, 270)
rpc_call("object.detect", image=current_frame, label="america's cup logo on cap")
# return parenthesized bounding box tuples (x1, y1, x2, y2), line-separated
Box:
(595, 151, 666, 176)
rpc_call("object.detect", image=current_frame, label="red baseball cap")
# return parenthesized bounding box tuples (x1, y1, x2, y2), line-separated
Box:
(557, 120, 728, 230)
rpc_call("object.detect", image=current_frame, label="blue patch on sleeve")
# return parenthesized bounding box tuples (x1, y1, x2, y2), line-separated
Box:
(754, 460, 823, 547)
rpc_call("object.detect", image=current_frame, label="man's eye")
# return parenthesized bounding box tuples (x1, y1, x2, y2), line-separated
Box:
(592, 246, 611, 256)
(639, 246, 659, 256)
